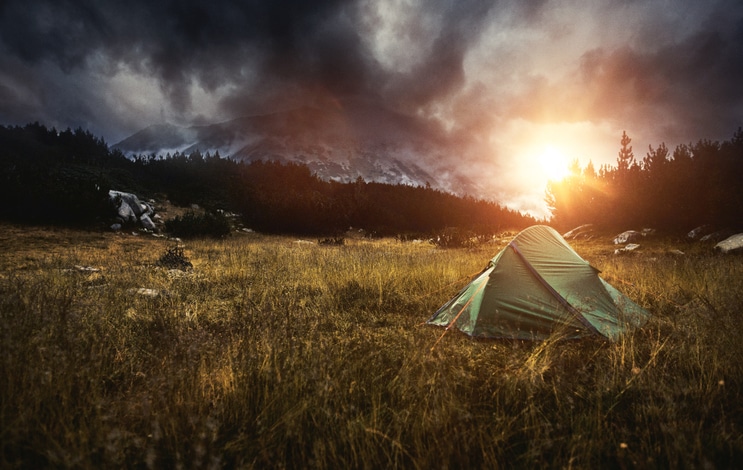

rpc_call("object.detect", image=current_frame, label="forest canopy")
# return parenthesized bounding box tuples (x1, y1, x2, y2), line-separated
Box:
(546, 129, 743, 233)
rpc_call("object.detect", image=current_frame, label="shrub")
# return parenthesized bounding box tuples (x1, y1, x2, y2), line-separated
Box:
(156, 245, 193, 270)
(430, 227, 477, 248)
(164, 211, 231, 239)
(318, 237, 345, 246)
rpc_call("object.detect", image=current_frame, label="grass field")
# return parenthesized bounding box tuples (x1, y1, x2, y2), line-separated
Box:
(1, 223, 742, 468)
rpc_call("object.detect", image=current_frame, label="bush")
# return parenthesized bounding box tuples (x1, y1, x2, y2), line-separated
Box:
(156, 245, 193, 270)
(318, 237, 345, 246)
(164, 211, 231, 239)
(430, 227, 478, 248)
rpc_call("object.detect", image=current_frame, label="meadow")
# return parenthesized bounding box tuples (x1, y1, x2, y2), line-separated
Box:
(1, 223, 742, 469)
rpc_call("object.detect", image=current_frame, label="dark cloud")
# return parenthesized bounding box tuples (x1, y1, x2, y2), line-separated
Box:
(0, 0, 374, 123)
(383, 0, 497, 112)
(573, 21, 743, 143)
(0, 0, 742, 185)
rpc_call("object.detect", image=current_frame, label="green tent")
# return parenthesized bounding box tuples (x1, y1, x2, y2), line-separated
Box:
(428, 225, 649, 341)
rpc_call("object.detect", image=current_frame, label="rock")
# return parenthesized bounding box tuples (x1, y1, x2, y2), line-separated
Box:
(613, 230, 641, 244)
(687, 225, 711, 240)
(115, 199, 137, 223)
(641, 228, 656, 237)
(563, 224, 594, 240)
(139, 213, 157, 231)
(73, 265, 100, 273)
(715, 234, 743, 254)
(129, 287, 170, 298)
(110, 223, 122, 231)
(109, 190, 145, 216)
(108, 190, 161, 232)
(614, 243, 641, 255)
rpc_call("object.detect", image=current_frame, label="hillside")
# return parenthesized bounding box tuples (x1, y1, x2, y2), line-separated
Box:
(113, 99, 480, 195)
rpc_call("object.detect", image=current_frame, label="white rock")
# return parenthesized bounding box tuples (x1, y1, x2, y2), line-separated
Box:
(614, 243, 640, 255)
(613, 231, 641, 244)
(715, 234, 743, 254)
(139, 213, 157, 231)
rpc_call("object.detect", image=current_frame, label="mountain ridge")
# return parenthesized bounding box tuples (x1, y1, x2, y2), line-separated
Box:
(112, 100, 480, 195)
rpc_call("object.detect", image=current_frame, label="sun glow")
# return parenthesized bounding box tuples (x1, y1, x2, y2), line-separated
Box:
(538, 145, 571, 182)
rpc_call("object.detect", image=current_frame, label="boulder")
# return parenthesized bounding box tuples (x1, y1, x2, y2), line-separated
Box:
(687, 225, 711, 240)
(108, 190, 161, 231)
(715, 234, 743, 254)
(563, 224, 594, 240)
(139, 213, 157, 231)
(613, 230, 641, 244)
(109, 190, 145, 216)
(115, 199, 137, 223)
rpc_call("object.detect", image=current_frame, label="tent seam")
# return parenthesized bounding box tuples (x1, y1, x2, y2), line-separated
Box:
(509, 241, 603, 337)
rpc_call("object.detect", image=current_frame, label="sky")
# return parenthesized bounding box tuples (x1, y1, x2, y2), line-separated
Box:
(1, 0, 742, 217)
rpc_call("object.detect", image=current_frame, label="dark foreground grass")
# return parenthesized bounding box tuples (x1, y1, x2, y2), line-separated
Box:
(1, 224, 742, 468)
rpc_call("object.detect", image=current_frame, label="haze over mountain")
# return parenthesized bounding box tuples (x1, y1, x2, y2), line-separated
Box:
(114, 98, 482, 196)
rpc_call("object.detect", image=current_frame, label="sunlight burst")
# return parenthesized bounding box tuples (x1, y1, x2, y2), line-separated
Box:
(538, 145, 571, 182)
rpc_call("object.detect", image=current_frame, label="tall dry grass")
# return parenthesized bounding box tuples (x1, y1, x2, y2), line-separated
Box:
(1, 225, 741, 468)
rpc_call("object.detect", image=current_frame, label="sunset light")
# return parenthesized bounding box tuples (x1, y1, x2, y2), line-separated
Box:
(538, 145, 571, 182)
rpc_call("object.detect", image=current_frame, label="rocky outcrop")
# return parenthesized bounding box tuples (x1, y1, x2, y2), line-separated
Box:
(108, 190, 159, 231)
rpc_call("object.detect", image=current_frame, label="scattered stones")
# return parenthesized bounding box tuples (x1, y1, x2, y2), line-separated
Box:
(614, 243, 641, 255)
(129, 287, 170, 298)
(72, 265, 100, 273)
(62, 265, 105, 286)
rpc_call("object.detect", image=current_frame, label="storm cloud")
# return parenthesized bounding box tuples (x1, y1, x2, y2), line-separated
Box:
(1, 0, 742, 214)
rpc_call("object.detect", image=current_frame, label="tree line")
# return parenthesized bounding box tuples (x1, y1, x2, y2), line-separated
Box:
(546, 129, 743, 233)
(0, 122, 536, 236)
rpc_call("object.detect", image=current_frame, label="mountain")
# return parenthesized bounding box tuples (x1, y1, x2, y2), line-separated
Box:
(112, 99, 480, 195)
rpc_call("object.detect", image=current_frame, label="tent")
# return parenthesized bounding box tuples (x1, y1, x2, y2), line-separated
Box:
(427, 225, 650, 341)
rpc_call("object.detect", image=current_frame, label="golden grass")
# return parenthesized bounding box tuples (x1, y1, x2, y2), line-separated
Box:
(1, 224, 742, 468)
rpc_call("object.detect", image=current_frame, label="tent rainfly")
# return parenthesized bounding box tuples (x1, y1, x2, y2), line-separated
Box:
(428, 225, 650, 341)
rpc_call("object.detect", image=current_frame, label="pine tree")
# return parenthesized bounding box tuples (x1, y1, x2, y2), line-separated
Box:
(617, 130, 635, 172)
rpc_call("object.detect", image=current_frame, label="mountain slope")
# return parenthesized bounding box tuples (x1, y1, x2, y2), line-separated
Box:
(113, 100, 479, 195)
